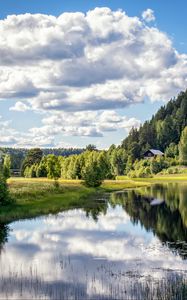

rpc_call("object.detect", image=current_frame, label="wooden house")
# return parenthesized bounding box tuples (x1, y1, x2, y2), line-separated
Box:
(144, 149, 164, 158)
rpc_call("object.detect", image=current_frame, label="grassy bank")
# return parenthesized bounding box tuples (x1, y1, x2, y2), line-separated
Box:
(117, 173, 187, 182)
(0, 178, 149, 224)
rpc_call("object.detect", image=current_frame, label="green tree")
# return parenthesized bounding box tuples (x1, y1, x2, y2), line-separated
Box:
(97, 151, 112, 179)
(46, 155, 61, 180)
(3, 154, 11, 179)
(179, 126, 187, 165)
(82, 152, 104, 187)
(129, 142, 141, 161)
(165, 143, 179, 158)
(86, 144, 97, 151)
(110, 148, 127, 176)
(21, 148, 43, 176)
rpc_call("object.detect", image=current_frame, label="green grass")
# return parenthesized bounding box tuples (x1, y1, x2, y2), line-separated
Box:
(116, 174, 187, 182)
(0, 178, 149, 224)
(101, 179, 149, 191)
(2, 173, 187, 224)
(134, 173, 187, 182)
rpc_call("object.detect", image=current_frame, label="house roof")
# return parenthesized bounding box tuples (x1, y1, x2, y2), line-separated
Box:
(147, 149, 164, 155)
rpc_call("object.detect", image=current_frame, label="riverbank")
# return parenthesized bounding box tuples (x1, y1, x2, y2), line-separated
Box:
(0, 178, 149, 224)
(117, 174, 187, 182)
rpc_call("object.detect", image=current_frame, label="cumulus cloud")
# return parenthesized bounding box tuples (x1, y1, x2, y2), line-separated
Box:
(0, 7, 186, 112)
(142, 9, 155, 23)
(0, 109, 140, 147)
(0, 115, 55, 148)
(39, 110, 140, 137)
(10, 101, 30, 112)
(1, 7, 187, 146)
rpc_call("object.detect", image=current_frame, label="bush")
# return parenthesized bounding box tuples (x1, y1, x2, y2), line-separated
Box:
(127, 170, 137, 178)
(137, 166, 153, 178)
(0, 175, 12, 205)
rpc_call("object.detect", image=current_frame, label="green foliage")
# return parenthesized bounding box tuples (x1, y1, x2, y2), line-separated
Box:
(179, 126, 187, 165)
(127, 156, 177, 178)
(3, 154, 11, 179)
(36, 161, 47, 178)
(0, 147, 84, 171)
(165, 143, 179, 158)
(0, 174, 11, 205)
(86, 144, 97, 151)
(82, 152, 105, 187)
(46, 155, 61, 180)
(21, 148, 43, 175)
(159, 166, 187, 175)
(121, 90, 187, 159)
(110, 148, 127, 176)
(150, 156, 169, 174)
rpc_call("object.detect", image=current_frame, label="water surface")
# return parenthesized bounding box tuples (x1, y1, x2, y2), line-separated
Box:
(0, 182, 187, 299)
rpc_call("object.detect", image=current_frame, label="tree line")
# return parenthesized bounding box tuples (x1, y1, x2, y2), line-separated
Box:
(0, 147, 85, 170)
(21, 147, 128, 187)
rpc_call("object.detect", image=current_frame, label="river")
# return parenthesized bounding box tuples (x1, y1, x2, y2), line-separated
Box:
(0, 182, 187, 299)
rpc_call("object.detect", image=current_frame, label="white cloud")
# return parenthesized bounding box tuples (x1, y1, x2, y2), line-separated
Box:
(39, 110, 140, 137)
(142, 9, 155, 23)
(10, 101, 30, 112)
(0, 8, 187, 146)
(0, 8, 186, 113)
(0, 115, 55, 148)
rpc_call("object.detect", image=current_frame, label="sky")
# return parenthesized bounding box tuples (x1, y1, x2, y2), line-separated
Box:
(0, 0, 186, 149)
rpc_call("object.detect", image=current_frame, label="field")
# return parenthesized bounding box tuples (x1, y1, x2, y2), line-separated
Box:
(0, 178, 149, 224)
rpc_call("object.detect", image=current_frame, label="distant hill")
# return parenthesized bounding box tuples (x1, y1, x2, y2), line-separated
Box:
(0, 147, 84, 169)
(121, 90, 187, 158)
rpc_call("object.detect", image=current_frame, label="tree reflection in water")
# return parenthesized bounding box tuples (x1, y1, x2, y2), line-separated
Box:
(110, 183, 187, 259)
(0, 223, 9, 252)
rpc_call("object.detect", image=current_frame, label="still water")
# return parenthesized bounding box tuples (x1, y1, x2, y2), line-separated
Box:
(0, 183, 187, 299)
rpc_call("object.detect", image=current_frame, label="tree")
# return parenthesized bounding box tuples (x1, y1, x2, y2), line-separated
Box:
(86, 144, 97, 151)
(165, 143, 179, 158)
(110, 148, 127, 176)
(21, 148, 43, 175)
(3, 154, 11, 179)
(46, 155, 61, 180)
(82, 152, 104, 187)
(97, 151, 111, 179)
(129, 142, 141, 161)
(179, 126, 187, 165)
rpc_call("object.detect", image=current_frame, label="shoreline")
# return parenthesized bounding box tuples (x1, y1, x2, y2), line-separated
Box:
(0, 178, 149, 224)
(2, 175, 186, 224)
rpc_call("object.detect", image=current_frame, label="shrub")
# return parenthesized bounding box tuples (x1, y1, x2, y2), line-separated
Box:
(127, 170, 137, 178)
(137, 166, 153, 178)
(0, 175, 12, 205)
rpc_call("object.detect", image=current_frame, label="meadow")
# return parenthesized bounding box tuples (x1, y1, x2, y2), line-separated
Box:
(2, 173, 187, 224)
(0, 177, 149, 224)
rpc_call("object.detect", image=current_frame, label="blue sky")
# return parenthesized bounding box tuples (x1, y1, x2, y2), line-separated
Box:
(0, 0, 186, 148)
